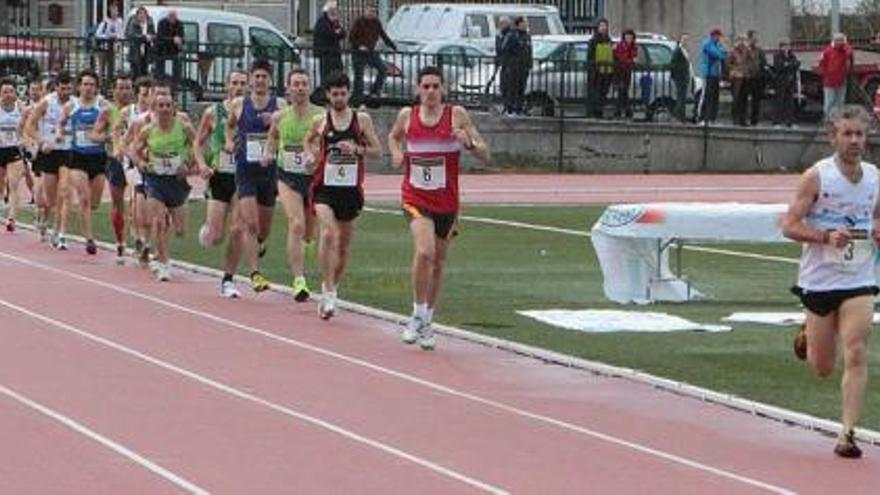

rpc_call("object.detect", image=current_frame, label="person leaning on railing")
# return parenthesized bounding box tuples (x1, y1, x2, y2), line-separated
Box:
(313, 1, 346, 89)
(613, 29, 638, 119)
(125, 6, 155, 79)
(154, 9, 185, 84)
(94, 4, 125, 81)
(587, 18, 614, 119)
(349, 4, 397, 104)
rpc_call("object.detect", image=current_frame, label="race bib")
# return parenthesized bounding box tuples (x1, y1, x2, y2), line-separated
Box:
(76, 128, 97, 147)
(281, 145, 309, 174)
(323, 148, 358, 187)
(0, 127, 17, 147)
(409, 156, 447, 190)
(151, 154, 183, 175)
(216, 151, 235, 173)
(824, 231, 874, 273)
(246, 133, 268, 163)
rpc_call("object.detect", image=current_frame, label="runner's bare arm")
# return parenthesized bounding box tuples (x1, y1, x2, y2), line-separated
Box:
(873, 180, 880, 246)
(182, 120, 199, 175)
(387, 108, 410, 169)
(357, 112, 382, 159)
(90, 109, 111, 143)
(193, 106, 215, 172)
(55, 102, 73, 142)
(304, 115, 324, 159)
(24, 99, 47, 143)
(452, 106, 489, 164)
(224, 97, 243, 153)
(132, 124, 150, 170)
(782, 168, 848, 247)
(265, 111, 282, 160)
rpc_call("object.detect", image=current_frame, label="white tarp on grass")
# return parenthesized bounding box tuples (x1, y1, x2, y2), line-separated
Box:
(518, 309, 731, 333)
(724, 312, 880, 326)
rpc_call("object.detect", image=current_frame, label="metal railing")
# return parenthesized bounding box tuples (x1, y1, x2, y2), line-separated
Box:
(0, 34, 698, 122)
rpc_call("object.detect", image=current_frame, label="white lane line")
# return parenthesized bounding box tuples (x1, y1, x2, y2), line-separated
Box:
(0, 251, 795, 495)
(0, 382, 209, 494)
(367, 186, 793, 195)
(365, 206, 802, 265)
(0, 297, 507, 495)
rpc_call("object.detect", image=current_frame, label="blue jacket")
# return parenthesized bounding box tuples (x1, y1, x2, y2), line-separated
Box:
(700, 37, 727, 79)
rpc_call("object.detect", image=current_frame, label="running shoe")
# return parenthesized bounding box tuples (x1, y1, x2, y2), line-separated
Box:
(251, 271, 270, 293)
(56, 235, 68, 251)
(401, 316, 423, 345)
(221, 279, 241, 299)
(5, 218, 14, 233)
(85, 239, 98, 255)
(156, 263, 172, 282)
(139, 245, 151, 268)
(793, 323, 807, 361)
(319, 293, 336, 320)
(115, 244, 126, 265)
(292, 276, 310, 302)
(38, 223, 48, 242)
(418, 322, 436, 351)
(834, 430, 862, 459)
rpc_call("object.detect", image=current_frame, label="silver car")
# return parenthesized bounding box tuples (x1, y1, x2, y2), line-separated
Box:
(458, 34, 703, 119)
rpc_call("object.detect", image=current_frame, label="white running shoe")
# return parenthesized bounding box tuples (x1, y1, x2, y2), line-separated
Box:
(221, 280, 241, 299)
(319, 293, 336, 320)
(401, 316, 422, 345)
(156, 263, 171, 282)
(418, 322, 436, 351)
(56, 235, 68, 251)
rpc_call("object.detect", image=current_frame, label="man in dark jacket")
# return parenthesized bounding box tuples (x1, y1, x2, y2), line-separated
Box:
(773, 39, 800, 127)
(349, 5, 397, 103)
(670, 33, 691, 122)
(587, 18, 614, 118)
(495, 16, 512, 114)
(503, 16, 532, 115)
(153, 9, 184, 82)
(126, 6, 155, 78)
(746, 30, 769, 125)
(314, 2, 347, 88)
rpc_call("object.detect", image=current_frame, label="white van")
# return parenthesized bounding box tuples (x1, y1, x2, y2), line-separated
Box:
(386, 3, 566, 53)
(127, 6, 300, 100)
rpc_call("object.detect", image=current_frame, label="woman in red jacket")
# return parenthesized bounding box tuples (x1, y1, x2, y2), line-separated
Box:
(614, 29, 638, 119)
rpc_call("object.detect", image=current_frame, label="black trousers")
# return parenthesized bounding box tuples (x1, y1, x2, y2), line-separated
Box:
(699, 77, 721, 122)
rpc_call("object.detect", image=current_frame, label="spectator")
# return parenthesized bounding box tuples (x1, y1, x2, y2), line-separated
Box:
(728, 35, 753, 126)
(154, 9, 185, 82)
(94, 3, 125, 79)
(819, 32, 853, 120)
(349, 4, 397, 104)
(504, 16, 532, 116)
(670, 33, 691, 122)
(746, 30, 768, 125)
(314, 1, 347, 89)
(772, 39, 800, 127)
(587, 18, 615, 119)
(698, 27, 727, 124)
(126, 6, 155, 79)
(495, 16, 512, 114)
(614, 28, 638, 119)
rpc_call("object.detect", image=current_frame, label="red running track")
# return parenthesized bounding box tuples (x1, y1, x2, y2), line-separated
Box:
(1, 229, 878, 493)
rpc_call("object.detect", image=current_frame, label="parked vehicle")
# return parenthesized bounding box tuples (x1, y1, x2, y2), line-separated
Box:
(457, 34, 703, 119)
(386, 3, 566, 53)
(127, 6, 300, 100)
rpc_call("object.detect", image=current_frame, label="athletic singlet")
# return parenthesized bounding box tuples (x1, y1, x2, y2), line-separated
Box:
(145, 118, 191, 176)
(277, 105, 322, 175)
(208, 101, 234, 173)
(234, 95, 278, 171)
(0, 102, 22, 149)
(798, 155, 879, 291)
(402, 105, 462, 213)
(40, 92, 71, 150)
(314, 109, 365, 190)
(70, 97, 105, 155)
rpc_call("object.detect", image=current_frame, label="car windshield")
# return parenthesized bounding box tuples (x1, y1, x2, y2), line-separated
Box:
(532, 41, 563, 61)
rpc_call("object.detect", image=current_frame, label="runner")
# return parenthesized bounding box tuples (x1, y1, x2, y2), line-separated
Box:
(223, 60, 285, 294)
(91, 72, 133, 264)
(26, 72, 74, 247)
(0, 78, 25, 231)
(266, 68, 324, 302)
(56, 69, 108, 255)
(388, 65, 490, 350)
(193, 69, 252, 298)
(304, 71, 382, 319)
(783, 105, 878, 458)
(121, 77, 158, 264)
(132, 91, 196, 281)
